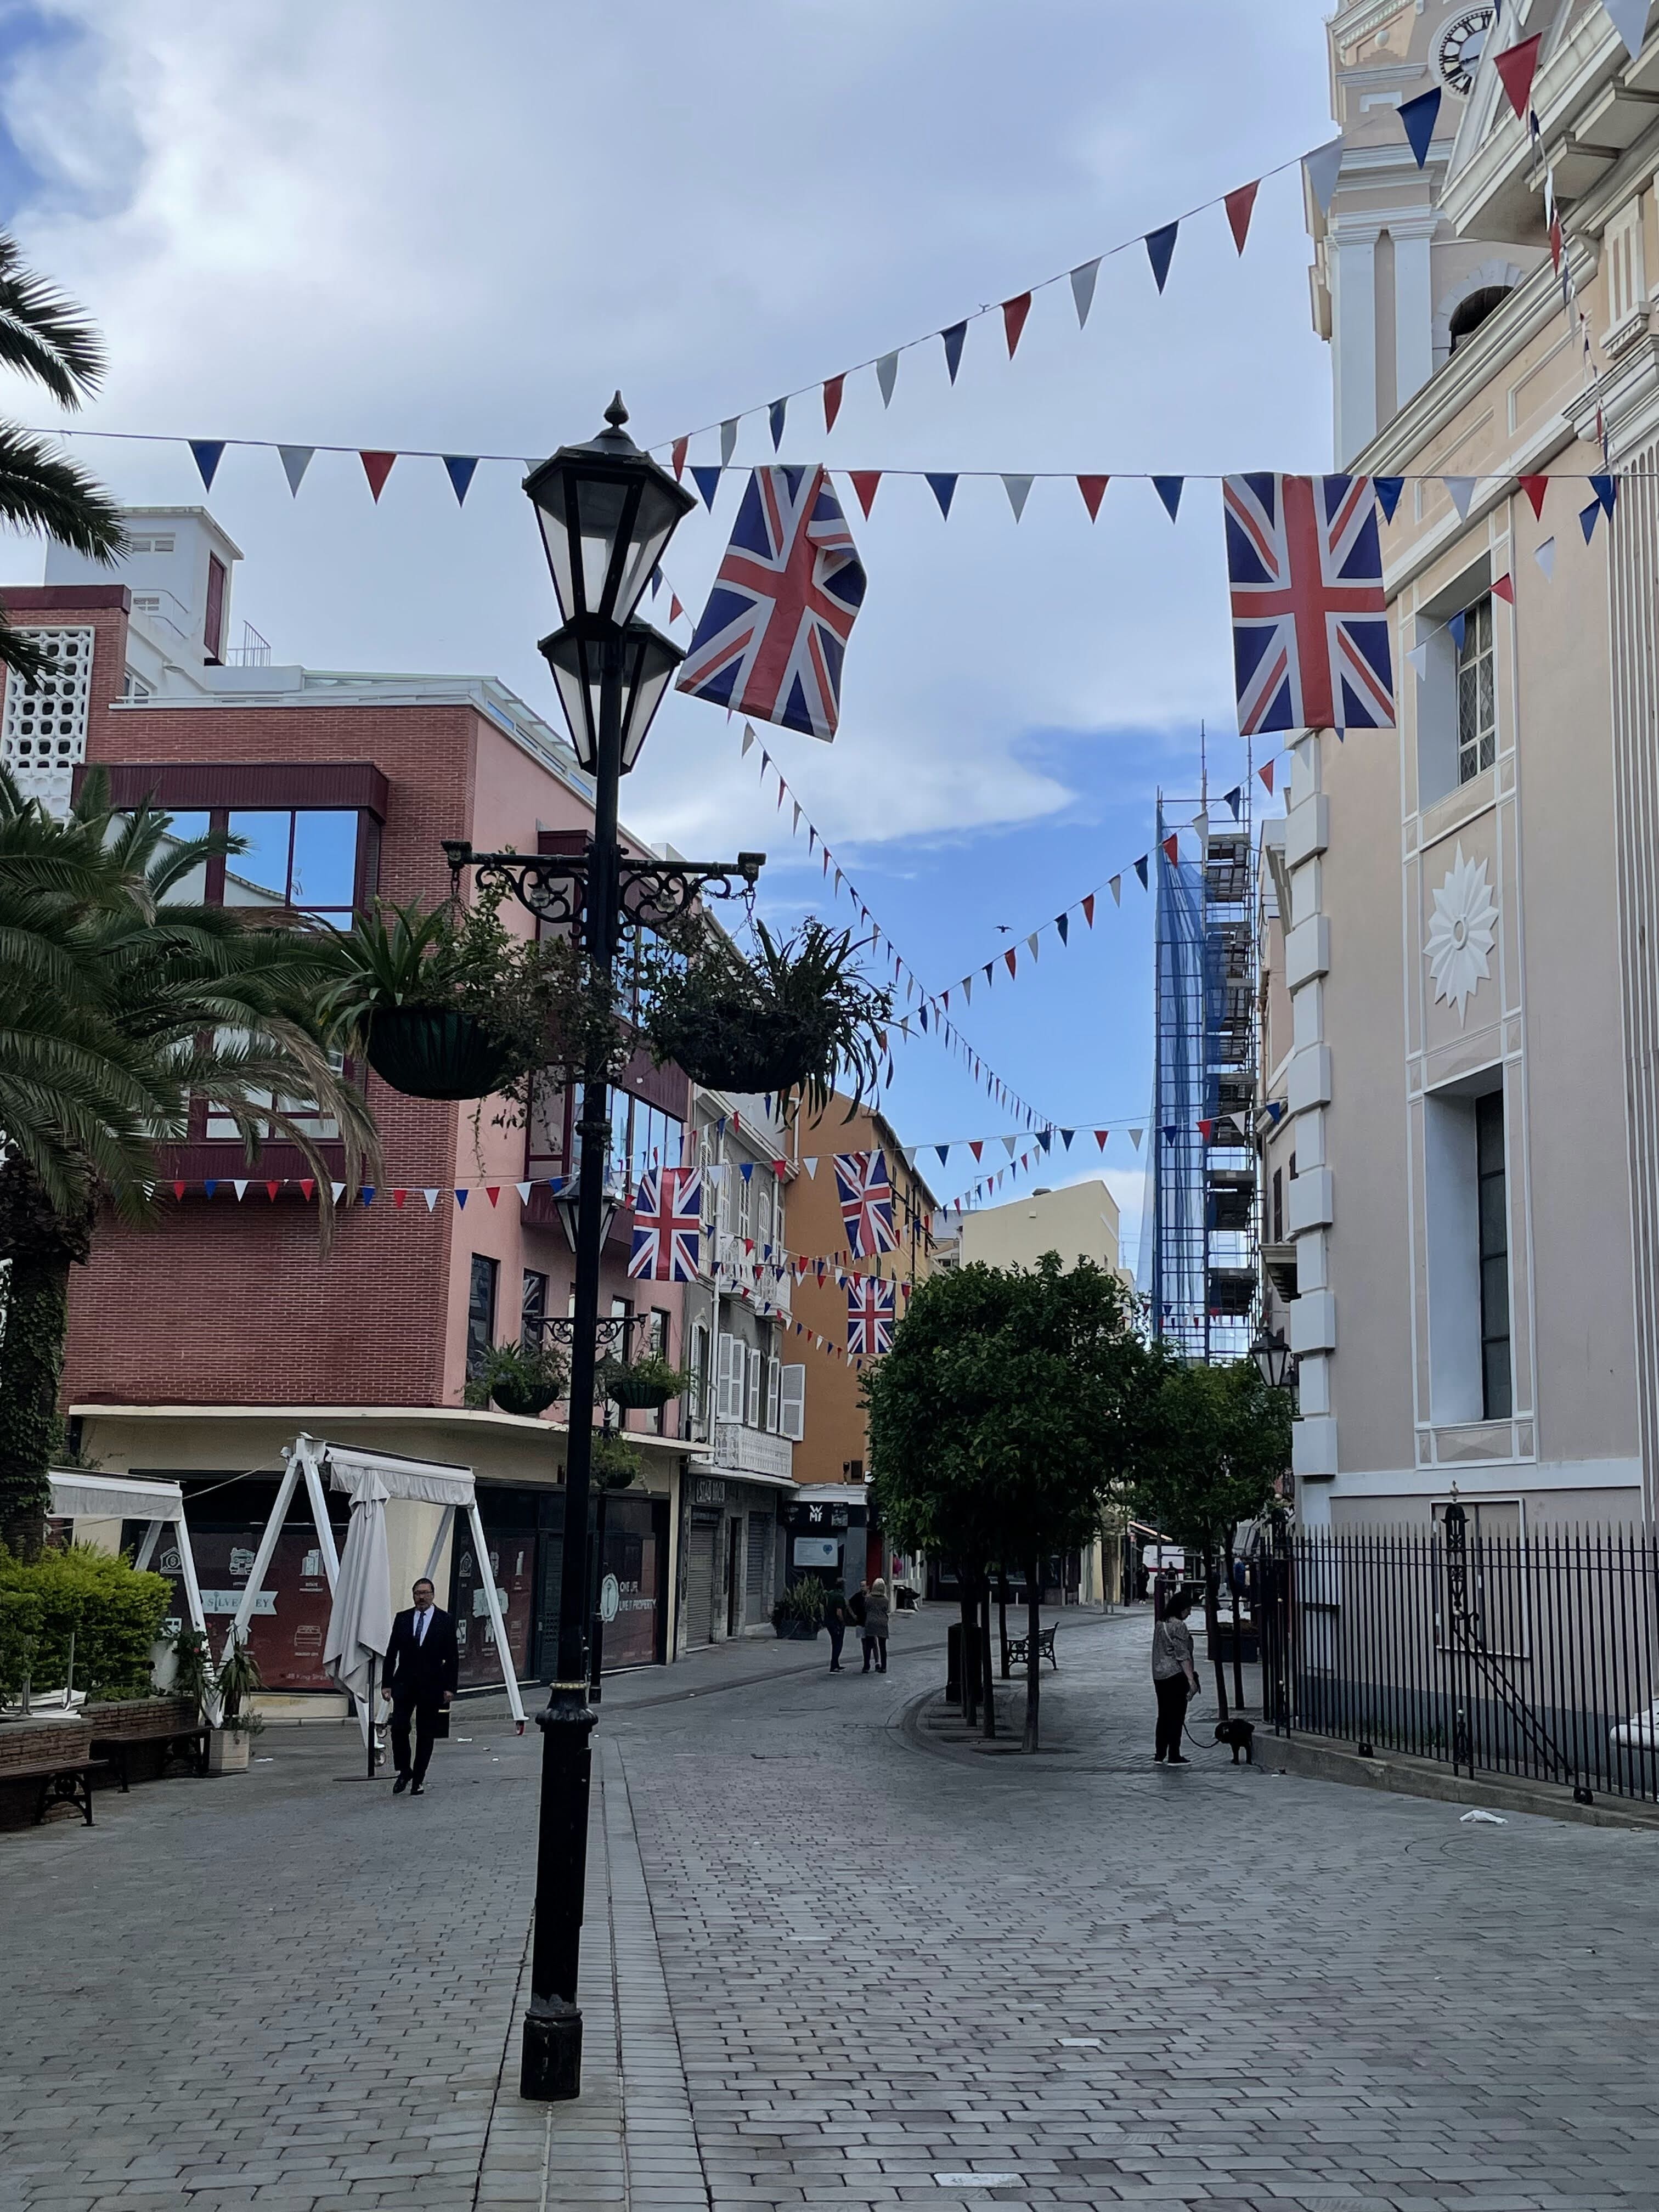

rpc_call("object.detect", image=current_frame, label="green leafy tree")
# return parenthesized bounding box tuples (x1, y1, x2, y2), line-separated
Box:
(0, 774, 380, 1554)
(1130, 1355, 1291, 1723)
(867, 1253, 1152, 1751)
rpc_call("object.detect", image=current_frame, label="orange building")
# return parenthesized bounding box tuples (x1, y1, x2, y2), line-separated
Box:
(785, 1096, 936, 1520)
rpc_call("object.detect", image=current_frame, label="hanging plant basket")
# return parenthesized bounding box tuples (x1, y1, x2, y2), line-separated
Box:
(591, 1431, 642, 1491)
(489, 1374, 561, 1419)
(648, 1008, 822, 1099)
(465, 1340, 567, 1420)
(599, 1355, 690, 1412)
(365, 1007, 518, 1102)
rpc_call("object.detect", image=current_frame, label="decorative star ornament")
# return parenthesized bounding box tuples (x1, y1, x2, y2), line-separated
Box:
(1424, 843, 1498, 1025)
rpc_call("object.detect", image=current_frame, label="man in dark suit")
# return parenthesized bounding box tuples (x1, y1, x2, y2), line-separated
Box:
(381, 1577, 458, 1795)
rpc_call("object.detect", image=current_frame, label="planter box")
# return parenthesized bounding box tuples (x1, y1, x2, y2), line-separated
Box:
(208, 1728, 251, 1774)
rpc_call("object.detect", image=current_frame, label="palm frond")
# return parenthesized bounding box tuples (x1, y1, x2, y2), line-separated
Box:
(0, 232, 106, 405)
(0, 426, 125, 562)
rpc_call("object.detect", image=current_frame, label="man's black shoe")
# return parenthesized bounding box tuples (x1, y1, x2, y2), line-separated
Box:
(393, 1774, 409, 1795)
(410, 1781, 426, 1795)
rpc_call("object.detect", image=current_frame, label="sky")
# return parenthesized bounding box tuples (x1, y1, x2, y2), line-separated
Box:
(0, 0, 1341, 1260)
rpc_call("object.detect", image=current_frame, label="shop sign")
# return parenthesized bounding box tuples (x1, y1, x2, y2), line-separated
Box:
(599, 1573, 621, 1624)
(691, 1476, 726, 1506)
(792, 1536, 840, 1568)
(789, 1500, 848, 1531)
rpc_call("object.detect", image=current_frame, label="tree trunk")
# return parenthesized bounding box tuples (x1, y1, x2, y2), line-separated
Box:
(1227, 1538, 1245, 1714)
(0, 1161, 96, 1562)
(1205, 1549, 1230, 1726)
(1023, 1555, 1042, 1753)
(978, 1576, 996, 1739)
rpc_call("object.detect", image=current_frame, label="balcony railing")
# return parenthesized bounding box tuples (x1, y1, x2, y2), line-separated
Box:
(712, 1421, 793, 1481)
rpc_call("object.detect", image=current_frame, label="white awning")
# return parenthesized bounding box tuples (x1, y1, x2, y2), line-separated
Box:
(315, 1438, 476, 1507)
(49, 1469, 187, 1521)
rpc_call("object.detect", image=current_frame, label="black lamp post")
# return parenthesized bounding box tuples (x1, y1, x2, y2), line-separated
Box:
(445, 397, 763, 2103)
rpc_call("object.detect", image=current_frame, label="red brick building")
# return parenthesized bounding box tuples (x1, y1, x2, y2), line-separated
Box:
(16, 507, 702, 1689)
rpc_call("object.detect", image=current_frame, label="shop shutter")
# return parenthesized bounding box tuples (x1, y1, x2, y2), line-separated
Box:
(778, 1364, 806, 1442)
(745, 1512, 769, 1623)
(685, 1513, 719, 1646)
(766, 1357, 781, 1432)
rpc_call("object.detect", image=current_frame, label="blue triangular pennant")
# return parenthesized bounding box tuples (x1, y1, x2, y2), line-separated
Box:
(1224, 786, 1242, 819)
(1581, 497, 1602, 544)
(189, 440, 225, 491)
(361, 1187, 375, 1206)
(1398, 86, 1441, 168)
(1449, 611, 1466, 653)
(691, 466, 722, 511)
(941, 321, 967, 384)
(1153, 476, 1183, 522)
(1374, 476, 1406, 523)
(769, 398, 786, 450)
(443, 456, 478, 505)
(1144, 222, 1178, 294)
(1593, 473, 1617, 517)
(1055, 912, 1069, 944)
(1135, 855, 1149, 888)
(202, 1178, 218, 1198)
(455, 1188, 468, 1208)
(927, 473, 958, 518)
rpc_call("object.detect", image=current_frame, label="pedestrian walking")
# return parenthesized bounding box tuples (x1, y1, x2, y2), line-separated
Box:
(381, 1576, 458, 1796)
(826, 1587, 849, 1672)
(1151, 1592, 1200, 1764)
(860, 1577, 890, 1673)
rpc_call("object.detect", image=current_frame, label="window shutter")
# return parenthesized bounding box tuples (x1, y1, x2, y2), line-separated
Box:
(766, 1356, 781, 1432)
(779, 1364, 806, 1442)
(716, 1332, 736, 1421)
(746, 1346, 763, 1426)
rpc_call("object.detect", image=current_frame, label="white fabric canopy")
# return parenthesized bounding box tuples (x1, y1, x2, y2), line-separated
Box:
(321, 1443, 475, 1506)
(323, 1469, 393, 1724)
(49, 1470, 187, 1521)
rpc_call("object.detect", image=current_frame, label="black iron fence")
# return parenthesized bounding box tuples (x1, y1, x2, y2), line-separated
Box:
(1258, 1516, 1659, 1805)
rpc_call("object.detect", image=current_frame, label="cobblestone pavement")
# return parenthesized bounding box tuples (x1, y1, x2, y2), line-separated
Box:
(7, 1605, 1659, 2211)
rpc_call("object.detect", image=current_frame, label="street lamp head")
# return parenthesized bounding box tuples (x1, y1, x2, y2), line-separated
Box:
(1251, 1326, 1295, 1392)
(554, 1179, 623, 1256)
(538, 616, 685, 774)
(524, 393, 696, 630)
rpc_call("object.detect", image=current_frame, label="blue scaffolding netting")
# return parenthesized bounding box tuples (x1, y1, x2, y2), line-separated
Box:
(1147, 787, 1259, 1363)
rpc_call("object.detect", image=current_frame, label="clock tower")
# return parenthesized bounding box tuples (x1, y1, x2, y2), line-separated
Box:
(1311, 1, 1539, 461)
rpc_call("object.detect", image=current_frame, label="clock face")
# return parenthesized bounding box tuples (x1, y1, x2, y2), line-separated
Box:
(1437, 6, 1497, 95)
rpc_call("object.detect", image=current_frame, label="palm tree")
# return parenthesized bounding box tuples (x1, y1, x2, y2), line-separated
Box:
(0, 230, 126, 680)
(0, 772, 382, 1554)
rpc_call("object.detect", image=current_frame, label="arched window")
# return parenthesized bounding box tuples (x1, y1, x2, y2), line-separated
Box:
(1448, 285, 1511, 352)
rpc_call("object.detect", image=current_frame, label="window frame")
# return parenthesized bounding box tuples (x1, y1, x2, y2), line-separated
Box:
(1456, 594, 1496, 787)
(466, 1255, 500, 1379)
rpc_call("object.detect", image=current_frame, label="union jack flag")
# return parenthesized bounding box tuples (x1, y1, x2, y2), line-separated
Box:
(675, 466, 866, 740)
(847, 1274, 896, 1357)
(1223, 473, 1393, 734)
(834, 1150, 896, 1259)
(628, 1166, 703, 1283)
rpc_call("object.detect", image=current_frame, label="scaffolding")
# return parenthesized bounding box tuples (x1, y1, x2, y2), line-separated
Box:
(1149, 771, 1259, 1363)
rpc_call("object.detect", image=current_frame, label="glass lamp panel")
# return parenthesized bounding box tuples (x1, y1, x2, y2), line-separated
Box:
(535, 493, 578, 623)
(619, 661, 676, 769)
(612, 475, 689, 626)
(549, 645, 602, 769)
(574, 475, 631, 619)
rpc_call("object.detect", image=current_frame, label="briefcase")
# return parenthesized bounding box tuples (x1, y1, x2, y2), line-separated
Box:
(431, 1707, 450, 1740)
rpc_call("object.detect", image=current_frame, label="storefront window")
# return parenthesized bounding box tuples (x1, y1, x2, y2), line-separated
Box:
(225, 809, 359, 916)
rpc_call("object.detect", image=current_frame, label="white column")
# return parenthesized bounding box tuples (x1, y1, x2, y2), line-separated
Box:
(1330, 227, 1379, 466)
(1391, 221, 1437, 411)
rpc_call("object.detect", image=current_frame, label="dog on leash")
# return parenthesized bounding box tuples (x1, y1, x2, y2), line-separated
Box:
(1213, 1717, 1256, 1764)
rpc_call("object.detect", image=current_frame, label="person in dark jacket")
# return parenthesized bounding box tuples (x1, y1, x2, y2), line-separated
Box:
(860, 1578, 891, 1673)
(1150, 1592, 1200, 1763)
(825, 1588, 849, 1673)
(380, 1577, 458, 1795)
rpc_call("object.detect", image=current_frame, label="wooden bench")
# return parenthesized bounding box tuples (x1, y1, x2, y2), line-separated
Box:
(88, 1724, 210, 1792)
(1001, 1624, 1059, 1673)
(3, 1757, 111, 1827)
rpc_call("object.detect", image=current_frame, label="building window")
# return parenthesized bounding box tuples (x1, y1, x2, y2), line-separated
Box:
(1457, 596, 1495, 785)
(1476, 1091, 1511, 1420)
(521, 1269, 548, 1353)
(1271, 1166, 1284, 1245)
(466, 1256, 499, 1378)
(1447, 285, 1510, 353)
(205, 553, 228, 662)
(225, 810, 360, 917)
(121, 668, 152, 702)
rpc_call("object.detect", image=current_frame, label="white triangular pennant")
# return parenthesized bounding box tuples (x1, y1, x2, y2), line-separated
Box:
(1407, 642, 1430, 681)
(1025, 933, 1040, 960)
(1443, 475, 1477, 519)
(516, 1182, 531, 1204)
(331, 1181, 346, 1203)
(1304, 135, 1342, 218)
(742, 723, 757, 755)
(1603, 0, 1649, 61)
(1535, 535, 1556, 579)
(1130, 1128, 1143, 1150)
(876, 352, 899, 407)
(233, 1179, 249, 1200)
(423, 1188, 439, 1211)
(279, 445, 314, 496)
(1002, 1136, 1018, 1158)
(1002, 473, 1033, 522)
(1070, 257, 1101, 328)
(804, 1156, 819, 1178)
(720, 418, 738, 467)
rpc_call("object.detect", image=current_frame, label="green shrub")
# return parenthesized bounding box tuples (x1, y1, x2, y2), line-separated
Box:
(0, 1543, 171, 1699)
(0, 1587, 43, 1700)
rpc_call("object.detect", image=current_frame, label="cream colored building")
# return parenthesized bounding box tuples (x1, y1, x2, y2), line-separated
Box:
(1283, 0, 1659, 1530)
(956, 1180, 1124, 1278)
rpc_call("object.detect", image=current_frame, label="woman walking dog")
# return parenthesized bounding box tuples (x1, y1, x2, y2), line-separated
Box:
(1150, 1592, 1200, 1762)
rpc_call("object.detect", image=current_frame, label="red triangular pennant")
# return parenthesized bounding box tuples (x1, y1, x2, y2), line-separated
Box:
(266, 1180, 281, 1200)
(671, 436, 687, 482)
(1082, 894, 1095, 927)
(172, 1180, 186, 1201)
(360, 450, 396, 502)
(1002, 291, 1032, 357)
(1077, 474, 1109, 521)
(1494, 33, 1542, 119)
(300, 1178, 315, 1200)
(1162, 833, 1180, 864)
(1492, 572, 1515, 604)
(393, 1188, 408, 1207)
(1095, 1130, 1108, 1150)
(1520, 475, 1549, 520)
(823, 374, 845, 435)
(1260, 759, 1275, 793)
(1224, 179, 1260, 256)
(850, 471, 881, 518)
(1005, 947, 1017, 978)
